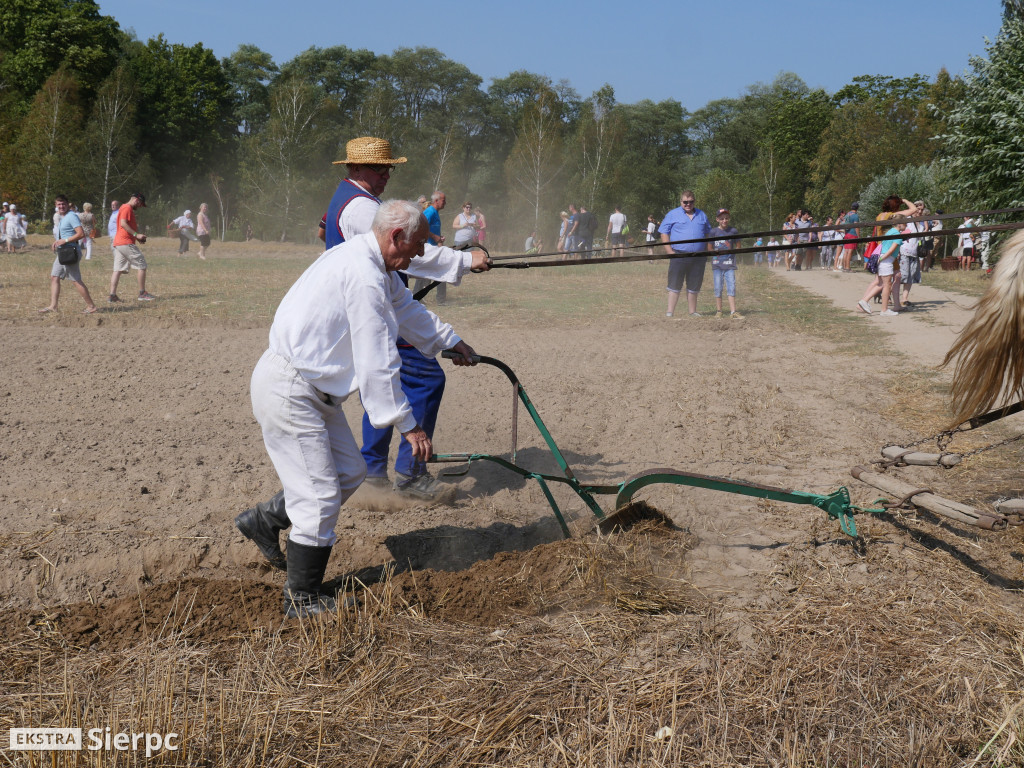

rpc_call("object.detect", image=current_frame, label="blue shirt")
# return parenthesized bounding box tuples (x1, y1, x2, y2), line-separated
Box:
(423, 205, 441, 239)
(844, 211, 860, 237)
(709, 226, 739, 270)
(879, 226, 902, 261)
(59, 211, 82, 240)
(658, 207, 711, 253)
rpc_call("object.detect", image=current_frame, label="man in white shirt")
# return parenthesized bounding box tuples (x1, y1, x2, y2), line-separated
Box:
(250, 200, 478, 618)
(606, 205, 627, 257)
(237, 139, 489, 578)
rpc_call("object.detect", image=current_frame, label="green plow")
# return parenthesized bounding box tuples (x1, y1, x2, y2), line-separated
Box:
(433, 352, 860, 539)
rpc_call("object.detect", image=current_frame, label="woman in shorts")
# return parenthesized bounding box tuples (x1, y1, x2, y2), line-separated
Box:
(196, 202, 212, 260)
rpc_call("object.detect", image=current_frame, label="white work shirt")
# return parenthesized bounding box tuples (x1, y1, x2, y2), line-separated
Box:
(268, 233, 461, 433)
(174, 214, 194, 230)
(609, 212, 626, 233)
(340, 196, 472, 283)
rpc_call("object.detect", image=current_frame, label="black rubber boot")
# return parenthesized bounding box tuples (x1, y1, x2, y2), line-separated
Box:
(234, 491, 290, 570)
(282, 541, 337, 618)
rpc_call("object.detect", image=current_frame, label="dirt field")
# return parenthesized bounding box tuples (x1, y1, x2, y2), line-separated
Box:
(2, 236, 1024, 766)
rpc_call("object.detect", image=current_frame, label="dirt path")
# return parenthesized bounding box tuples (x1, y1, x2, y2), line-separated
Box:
(775, 267, 978, 370)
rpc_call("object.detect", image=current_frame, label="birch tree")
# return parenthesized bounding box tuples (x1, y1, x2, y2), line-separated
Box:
(506, 88, 565, 231)
(87, 65, 146, 230)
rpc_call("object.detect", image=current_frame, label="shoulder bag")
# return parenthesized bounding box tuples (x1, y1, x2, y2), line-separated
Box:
(56, 241, 80, 265)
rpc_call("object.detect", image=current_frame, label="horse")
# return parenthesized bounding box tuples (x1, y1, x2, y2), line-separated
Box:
(943, 227, 1024, 426)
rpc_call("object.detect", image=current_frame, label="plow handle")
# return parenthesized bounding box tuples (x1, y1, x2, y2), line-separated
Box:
(442, 349, 482, 364)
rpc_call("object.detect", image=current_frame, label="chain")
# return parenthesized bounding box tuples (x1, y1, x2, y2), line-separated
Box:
(956, 431, 1024, 460)
(878, 428, 1024, 470)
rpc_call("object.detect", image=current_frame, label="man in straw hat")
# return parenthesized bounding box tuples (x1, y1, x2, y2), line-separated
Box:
(236, 138, 489, 571)
(251, 199, 479, 617)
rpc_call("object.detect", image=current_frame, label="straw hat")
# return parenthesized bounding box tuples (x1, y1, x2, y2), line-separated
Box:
(333, 137, 407, 166)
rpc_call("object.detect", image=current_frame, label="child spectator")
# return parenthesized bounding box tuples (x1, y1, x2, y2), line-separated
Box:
(710, 208, 742, 318)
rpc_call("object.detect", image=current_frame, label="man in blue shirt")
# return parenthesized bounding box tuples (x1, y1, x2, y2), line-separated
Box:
(658, 191, 712, 317)
(414, 190, 447, 301)
(39, 194, 98, 314)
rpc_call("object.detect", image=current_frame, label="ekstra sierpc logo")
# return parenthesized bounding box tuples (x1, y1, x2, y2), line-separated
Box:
(9, 728, 179, 757)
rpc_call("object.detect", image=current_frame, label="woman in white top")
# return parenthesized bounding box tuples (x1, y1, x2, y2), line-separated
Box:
(452, 202, 478, 247)
(557, 211, 569, 251)
(959, 217, 976, 271)
(782, 213, 796, 270)
(79, 203, 95, 260)
(645, 215, 657, 255)
(196, 202, 212, 260)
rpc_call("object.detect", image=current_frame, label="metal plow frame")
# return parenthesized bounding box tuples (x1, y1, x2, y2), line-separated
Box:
(434, 352, 859, 539)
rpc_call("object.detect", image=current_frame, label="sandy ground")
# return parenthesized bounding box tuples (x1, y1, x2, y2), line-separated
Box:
(2, 248, 1018, 629)
(777, 265, 979, 369)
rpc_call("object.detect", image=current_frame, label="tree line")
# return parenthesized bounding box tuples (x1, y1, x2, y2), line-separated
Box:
(0, 0, 1020, 250)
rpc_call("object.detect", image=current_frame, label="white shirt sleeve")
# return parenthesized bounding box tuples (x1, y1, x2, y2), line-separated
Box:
(391, 276, 461, 355)
(345, 272, 416, 433)
(338, 196, 378, 243)
(346, 271, 460, 432)
(402, 245, 473, 284)
(341, 196, 471, 284)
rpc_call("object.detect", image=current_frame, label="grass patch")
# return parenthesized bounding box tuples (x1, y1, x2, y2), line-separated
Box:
(921, 267, 991, 299)
(741, 266, 885, 357)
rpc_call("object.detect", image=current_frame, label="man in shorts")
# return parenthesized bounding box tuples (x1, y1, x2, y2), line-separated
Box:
(659, 191, 712, 317)
(109, 193, 156, 302)
(38, 195, 98, 314)
(607, 205, 627, 257)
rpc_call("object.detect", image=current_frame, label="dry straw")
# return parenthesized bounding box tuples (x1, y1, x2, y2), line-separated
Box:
(5, 523, 1024, 766)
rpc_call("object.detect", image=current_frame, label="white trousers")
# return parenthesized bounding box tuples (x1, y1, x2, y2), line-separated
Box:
(250, 350, 366, 547)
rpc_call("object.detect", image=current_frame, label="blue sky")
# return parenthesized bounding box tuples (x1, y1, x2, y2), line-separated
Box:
(97, 0, 1004, 110)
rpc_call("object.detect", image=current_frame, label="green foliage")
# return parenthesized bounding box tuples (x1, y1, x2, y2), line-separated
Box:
(223, 44, 278, 135)
(125, 35, 236, 190)
(858, 164, 940, 218)
(832, 74, 932, 105)
(0, 0, 121, 109)
(809, 72, 940, 215)
(7, 71, 84, 217)
(0, 3, 986, 247)
(938, 14, 1024, 211)
(239, 80, 333, 242)
(607, 99, 690, 224)
(766, 88, 833, 215)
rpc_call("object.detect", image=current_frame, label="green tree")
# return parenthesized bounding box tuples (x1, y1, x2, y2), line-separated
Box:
(606, 99, 690, 221)
(809, 74, 937, 214)
(0, 0, 121, 109)
(125, 35, 236, 190)
(765, 89, 833, 215)
(8, 71, 84, 217)
(278, 45, 376, 115)
(569, 85, 622, 211)
(239, 80, 330, 242)
(857, 164, 939, 218)
(84, 64, 151, 228)
(938, 13, 1024, 211)
(505, 87, 567, 231)
(223, 44, 278, 135)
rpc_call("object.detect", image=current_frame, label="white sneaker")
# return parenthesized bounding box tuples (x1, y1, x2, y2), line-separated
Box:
(857, 300, 872, 315)
(880, 309, 899, 316)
